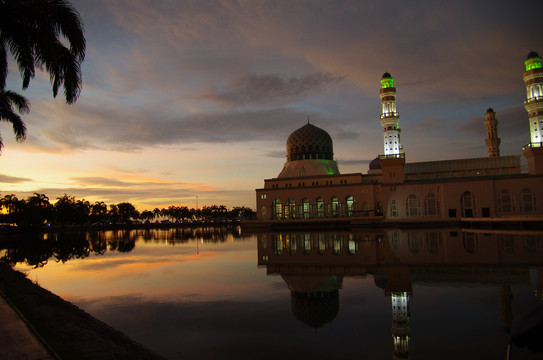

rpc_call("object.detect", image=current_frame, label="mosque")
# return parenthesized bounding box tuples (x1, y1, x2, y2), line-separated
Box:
(254, 52, 543, 225)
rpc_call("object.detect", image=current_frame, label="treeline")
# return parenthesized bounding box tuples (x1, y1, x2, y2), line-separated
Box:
(1, 228, 250, 268)
(0, 193, 256, 227)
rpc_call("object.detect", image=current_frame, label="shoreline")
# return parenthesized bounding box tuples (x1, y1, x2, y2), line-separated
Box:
(0, 261, 165, 360)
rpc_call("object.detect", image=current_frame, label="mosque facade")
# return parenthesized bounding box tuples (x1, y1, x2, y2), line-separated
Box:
(254, 52, 543, 223)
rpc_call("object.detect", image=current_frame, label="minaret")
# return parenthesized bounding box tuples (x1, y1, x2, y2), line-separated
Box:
(522, 51, 543, 174)
(484, 108, 500, 157)
(379, 73, 405, 184)
(380, 72, 402, 157)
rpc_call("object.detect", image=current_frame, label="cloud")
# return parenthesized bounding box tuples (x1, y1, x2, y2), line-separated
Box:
(27, 100, 319, 152)
(0, 174, 34, 184)
(203, 73, 345, 106)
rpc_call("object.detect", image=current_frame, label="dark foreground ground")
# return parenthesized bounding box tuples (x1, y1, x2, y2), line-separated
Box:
(0, 261, 165, 360)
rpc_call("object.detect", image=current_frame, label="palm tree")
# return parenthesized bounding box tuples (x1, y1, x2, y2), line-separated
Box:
(0, 0, 85, 152)
(0, 90, 28, 151)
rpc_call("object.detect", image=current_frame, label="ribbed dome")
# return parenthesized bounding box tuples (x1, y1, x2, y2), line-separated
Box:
(286, 123, 333, 162)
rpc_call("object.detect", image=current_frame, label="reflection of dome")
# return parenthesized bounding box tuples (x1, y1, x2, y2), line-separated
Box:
(286, 123, 334, 162)
(282, 275, 342, 329)
(291, 291, 339, 329)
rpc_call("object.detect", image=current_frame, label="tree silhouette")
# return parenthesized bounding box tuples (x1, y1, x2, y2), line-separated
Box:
(0, 0, 86, 152)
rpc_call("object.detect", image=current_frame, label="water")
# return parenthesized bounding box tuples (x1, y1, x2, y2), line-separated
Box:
(2, 227, 542, 359)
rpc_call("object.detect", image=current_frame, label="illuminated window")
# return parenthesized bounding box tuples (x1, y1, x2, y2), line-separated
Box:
(272, 199, 282, 220)
(273, 234, 283, 255)
(303, 234, 311, 254)
(286, 199, 296, 219)
(329, 196, 339, 217)
(300, 198, 310, 219)
(315, 197, 325, 218)
(345, 196, 354, 217)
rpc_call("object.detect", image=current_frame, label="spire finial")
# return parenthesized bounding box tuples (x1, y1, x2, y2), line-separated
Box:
(307, 115, 310, 124)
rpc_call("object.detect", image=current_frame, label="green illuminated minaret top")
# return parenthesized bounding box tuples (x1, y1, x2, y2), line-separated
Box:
(381, 72, 394, 88)
(525, 51, 542, 71)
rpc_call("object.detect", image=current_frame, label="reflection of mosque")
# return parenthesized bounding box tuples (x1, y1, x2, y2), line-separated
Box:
(257, 229, 543, 358)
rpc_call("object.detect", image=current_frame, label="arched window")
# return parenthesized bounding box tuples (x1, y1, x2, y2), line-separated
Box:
(461, 192, 476, 218)
(498, 190, 514, 215)
(523, 235, 540, 253)
(408, 232, 423, 254)
(317, 234, 326, 255)
(406, 194, 421, 217)
(260, 206, 267, 220)
(273, 234, 284, 255)
(302, 234, 311, 255)
(424, 193, 440, 216)
(329, 196, 339, 217)
(285, 199, 296, 219)
(272, 199, 282, 220)
(300, 198, 310, 219)
(426, 232, 442, 254)
(462, 232, 479, 254)
(345, 196, 354, 217)
(519, 188, 537, 213)
(286, 234, 297, 255)
(315, 197, 325, 218)
(389, 199, 399, 217)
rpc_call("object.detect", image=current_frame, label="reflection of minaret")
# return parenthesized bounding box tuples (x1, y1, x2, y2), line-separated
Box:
(536, 267, 543, 301)
(391, 292, 410, 360)
(498, 284, 513, 331)
(484, 108, 501, 157)
(385, 266, 412, 360)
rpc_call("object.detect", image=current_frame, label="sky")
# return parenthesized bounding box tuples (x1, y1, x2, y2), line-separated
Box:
(1, 0, 542, 211)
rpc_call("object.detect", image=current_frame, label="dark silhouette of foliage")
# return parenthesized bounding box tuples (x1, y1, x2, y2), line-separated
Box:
(0, 0, 85, 152)
(1, 192, 256, 227)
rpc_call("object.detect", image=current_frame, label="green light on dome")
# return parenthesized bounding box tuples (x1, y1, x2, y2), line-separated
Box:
(525, 57, 542, 71)
(381, 77, 394, 89)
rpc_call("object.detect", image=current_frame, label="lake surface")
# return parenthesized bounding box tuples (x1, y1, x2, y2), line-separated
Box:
(2, 227, 543, 359)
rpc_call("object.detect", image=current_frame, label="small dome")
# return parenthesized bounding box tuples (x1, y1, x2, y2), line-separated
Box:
(286, 122, 334, 162)
(486, 108, 494, 113)
(382, 72, 392, 79)
(369, 157, 381, 170)
(527, 51, 540, 60)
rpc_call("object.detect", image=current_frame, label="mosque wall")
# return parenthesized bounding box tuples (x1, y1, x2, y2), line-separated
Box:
(381, 175, 542, 220)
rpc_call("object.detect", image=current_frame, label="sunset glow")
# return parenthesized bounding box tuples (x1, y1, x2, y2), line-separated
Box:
(1, 1, 541, 210)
